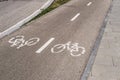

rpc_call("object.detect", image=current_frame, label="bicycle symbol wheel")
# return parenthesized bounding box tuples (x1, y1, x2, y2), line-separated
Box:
(25, 37, 40, 46)
(70, 46, 86, 57)
(51, 44, 66, 53)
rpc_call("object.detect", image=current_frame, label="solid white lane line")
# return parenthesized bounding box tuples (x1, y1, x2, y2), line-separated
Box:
(87, 2, 92, 6)
(71, 13, 80, 21)
(36, 38, 55, 54)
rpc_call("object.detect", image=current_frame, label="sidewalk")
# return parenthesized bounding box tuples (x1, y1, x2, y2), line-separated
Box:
(88, 0, 120, 80)
(0, 0, 48, 32)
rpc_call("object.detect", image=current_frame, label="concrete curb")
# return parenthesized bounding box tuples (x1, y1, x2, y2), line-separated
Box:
(80, 0, 113, 80)
(0, 0, 54, 39)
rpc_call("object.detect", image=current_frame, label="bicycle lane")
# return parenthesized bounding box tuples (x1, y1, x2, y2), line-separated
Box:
(0, 0, 111, 80)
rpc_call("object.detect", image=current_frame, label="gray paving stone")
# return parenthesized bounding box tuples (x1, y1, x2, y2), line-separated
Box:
(88, 0, 120, 79)
(104, 26, 112, 32)
(90, 64, 120, 79)
(99, 39, 110, 48)
(99, 49, 120, 59)
(113, 56, 120, 67)
(94, 55, 113, 66)
(103, 32, 120, 38)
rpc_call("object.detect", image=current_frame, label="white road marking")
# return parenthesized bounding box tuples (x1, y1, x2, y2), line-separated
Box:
(87, 2, 92, 6)
(71, 13, 80, 21)
(36, 38, 55, 54)
(51, 41, 86, 57)
(8, 35, 40, 49)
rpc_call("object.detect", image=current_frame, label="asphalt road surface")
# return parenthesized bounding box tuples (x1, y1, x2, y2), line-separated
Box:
(0, 0, 47, 32)
(0, 0, 111, 80)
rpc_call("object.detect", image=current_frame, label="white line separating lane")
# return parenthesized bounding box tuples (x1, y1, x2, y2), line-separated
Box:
(87, 2, 92, 6)
(70, 13, 80, 21)
(36, 38, 55, 54)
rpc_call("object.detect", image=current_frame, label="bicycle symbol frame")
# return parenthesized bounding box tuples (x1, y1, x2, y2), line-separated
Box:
(8, 35, 40, 49)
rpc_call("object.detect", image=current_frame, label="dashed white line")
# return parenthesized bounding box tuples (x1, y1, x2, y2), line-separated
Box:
(87, 2, 92, 6)
(71, 13, 80, 21)
(36, 38, 55, 54)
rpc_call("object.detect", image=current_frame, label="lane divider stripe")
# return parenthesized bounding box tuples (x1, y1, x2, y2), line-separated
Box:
(87, 2, 92, 6)
(36, 38, 55, 54)
(71, 13, 80, 21)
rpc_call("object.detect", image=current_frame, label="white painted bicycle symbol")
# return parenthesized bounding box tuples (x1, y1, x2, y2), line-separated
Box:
(51, 41, 86, 57)
(8, 35, 40, 49)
